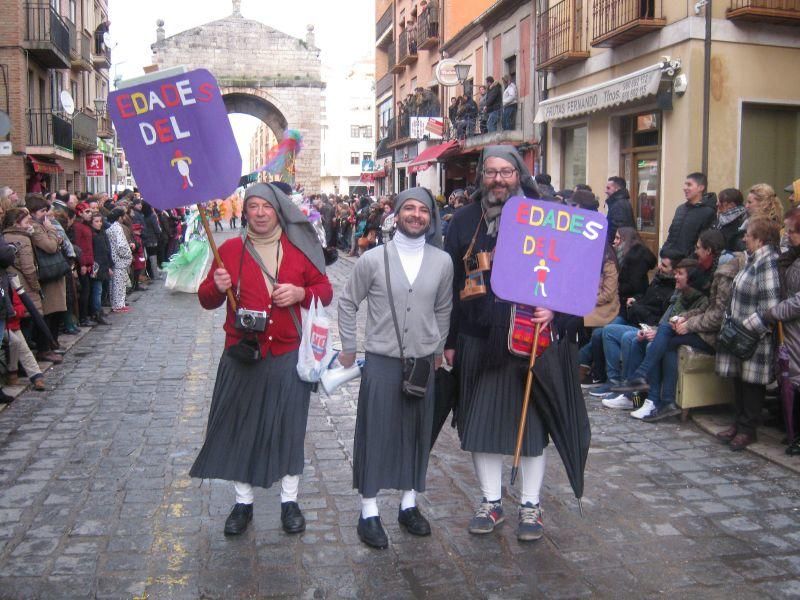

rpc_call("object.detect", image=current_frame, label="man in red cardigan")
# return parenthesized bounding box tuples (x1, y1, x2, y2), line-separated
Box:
(73, 202, 96, 326)
(190, 183, 333, 537)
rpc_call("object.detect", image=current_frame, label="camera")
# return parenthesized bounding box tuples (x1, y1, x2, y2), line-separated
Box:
(460, 251, 492, 301)
(235, 308, 268, 332)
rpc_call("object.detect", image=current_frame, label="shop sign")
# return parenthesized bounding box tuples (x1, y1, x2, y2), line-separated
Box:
(410, 117, 443, 140)
(85, 152, 104, 177)
(491, 198, 608, 316)
(435, 59, 460, 87)
(534, 63, 664, 123)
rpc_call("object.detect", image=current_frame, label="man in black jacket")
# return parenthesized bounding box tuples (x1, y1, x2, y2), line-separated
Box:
(713, 188, 746, 252)
(483, 77, 503, 132)
(604, 177, 635, 243)
(661, 172, 716, 258)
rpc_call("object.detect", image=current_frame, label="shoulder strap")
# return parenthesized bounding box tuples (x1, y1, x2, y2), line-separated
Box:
(384, 244, 404, 361)
(463, 212, 486, 261)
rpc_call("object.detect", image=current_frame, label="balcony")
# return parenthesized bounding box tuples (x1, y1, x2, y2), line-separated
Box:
(389, 42, 404, 74)
(97, 114, 114, 139)
(536, 0, 590, 71)
(26, 109, 73, 158)
(417, 9, 439, 50)
(93, 32, 111, 68)
(397, 29, 418, 67)
(23, 2, 70, 69)
(67, 21, 93, 71)
(72, 110, 97, 151)
(376, 72, 393, 98)
(376, 4, 393, 43)
(727, 0, 800, 25)
(591, 0, 666, 47)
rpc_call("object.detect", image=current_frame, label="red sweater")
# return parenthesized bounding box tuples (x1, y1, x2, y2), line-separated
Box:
(72, 221, 94, 267)
(198, 235, 333, 357)
(7, 288, 25, 331)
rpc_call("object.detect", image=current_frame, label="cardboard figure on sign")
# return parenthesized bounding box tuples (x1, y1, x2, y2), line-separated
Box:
(170, 149, 193, 189)
(533, 259, 550, 298)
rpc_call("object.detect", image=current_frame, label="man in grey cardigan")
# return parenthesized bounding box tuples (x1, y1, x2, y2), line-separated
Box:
(338, 187, 453, 549)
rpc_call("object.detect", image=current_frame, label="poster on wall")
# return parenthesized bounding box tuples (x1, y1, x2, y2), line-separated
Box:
(85, 152, 104, 177)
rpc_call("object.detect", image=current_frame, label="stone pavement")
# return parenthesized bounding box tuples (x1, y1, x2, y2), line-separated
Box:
(0, 239, 799, 599)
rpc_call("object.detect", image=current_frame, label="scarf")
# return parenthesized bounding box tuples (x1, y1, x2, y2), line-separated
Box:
(716, 205, 746, 229)
(247, 224, 283, 294)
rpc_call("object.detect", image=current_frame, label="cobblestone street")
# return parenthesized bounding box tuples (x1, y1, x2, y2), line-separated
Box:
(0, 239, 799, 599)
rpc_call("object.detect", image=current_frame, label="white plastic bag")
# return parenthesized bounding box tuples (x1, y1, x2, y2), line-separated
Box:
(297, 297, 335, 383)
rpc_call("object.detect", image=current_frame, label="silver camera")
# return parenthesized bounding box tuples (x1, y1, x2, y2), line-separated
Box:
(234, 308, 268, 333)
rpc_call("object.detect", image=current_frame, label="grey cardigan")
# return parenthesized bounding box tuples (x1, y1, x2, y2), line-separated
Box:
(338, 241, 453, 358)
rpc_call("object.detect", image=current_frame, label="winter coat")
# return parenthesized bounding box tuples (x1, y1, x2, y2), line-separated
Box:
(92, 228, 113, 282)
(605, 189, 635, 244)
(72, 221, 94, 268)
(584, 255, 620, 327)
(143, 212, 161, 248)
(484, 81, 503, 112)
(3, 226, 42, 314)
(714, 206, 746, 253)
(31, 220, 67, 315)
(106, 222, 132, 269)
(663, 287, 709, 323)
(626, 273, 676, 326)
(682, 253, 745, 348)
(763, 252, 800, 386)
(618, 243, 657, 314)
(0, 233, 18, 320)
(716, 245, 780, 384)
(662, 200, 716, 258)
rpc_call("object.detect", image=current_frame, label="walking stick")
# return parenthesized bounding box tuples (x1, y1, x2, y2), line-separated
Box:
(197, 204, 238, 311)
(510, 322, 542, 486)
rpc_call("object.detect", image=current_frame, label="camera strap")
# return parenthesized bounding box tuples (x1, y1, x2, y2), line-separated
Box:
(463, 212, 486, 262)
(243, 237, 302, 338)
(383, 244, 405, 362)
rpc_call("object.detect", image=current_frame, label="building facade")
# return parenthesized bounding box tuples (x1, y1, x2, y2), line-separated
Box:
(247, 121, 279, 184)
(0, 0, 114, 196)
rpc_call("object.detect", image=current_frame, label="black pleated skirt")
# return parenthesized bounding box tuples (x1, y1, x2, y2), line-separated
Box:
(189, 348, 312, 489)
(352, 352, 435, 497)
(458, 334, 548, 457)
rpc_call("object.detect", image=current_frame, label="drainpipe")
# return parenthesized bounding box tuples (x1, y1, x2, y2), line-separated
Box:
(701, 0, 712, 174)
(539, 72, 548, 174)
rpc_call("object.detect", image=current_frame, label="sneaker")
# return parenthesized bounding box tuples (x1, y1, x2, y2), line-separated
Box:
(610, 377, 649, 394)
(642, 402, 682, 423)
(630, 399, 655, 420)
(581, 378, 606, 390)
(516, 502, 544, 542)
(602, 394, 634, 410)
(588, 381, 620, 397)
(468, 498, 504, 534)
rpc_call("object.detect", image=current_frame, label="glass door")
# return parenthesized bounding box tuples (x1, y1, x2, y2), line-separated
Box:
(629, 152, 660, 255)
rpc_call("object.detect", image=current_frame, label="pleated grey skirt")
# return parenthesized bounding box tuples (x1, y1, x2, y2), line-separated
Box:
(458, 334, 549, 457)
(189, 348, 312, 489)
(353, 352, 435, 497)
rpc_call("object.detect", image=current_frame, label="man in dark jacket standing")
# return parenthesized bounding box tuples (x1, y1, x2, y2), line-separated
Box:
(661, 172, 716, 258)
(604, 177, 635, 243)
(483, 77, 503, 132)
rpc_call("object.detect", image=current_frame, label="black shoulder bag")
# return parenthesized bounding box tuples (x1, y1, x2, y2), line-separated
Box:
(384, 245, 432, 399)
(718, 314, 761, 360)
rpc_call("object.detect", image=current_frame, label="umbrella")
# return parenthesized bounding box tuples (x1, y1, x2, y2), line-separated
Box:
(430, 367, 457, 450)
(777, 323, 796, 444)
(530, 335, 591, 513)
(14, 286, 55, 347)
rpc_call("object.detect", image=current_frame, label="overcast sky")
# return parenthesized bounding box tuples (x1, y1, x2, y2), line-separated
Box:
(109, 0, 374, 172)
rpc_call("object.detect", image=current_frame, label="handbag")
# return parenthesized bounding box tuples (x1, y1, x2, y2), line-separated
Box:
(718, 315, 761, 360)
(384, 245, 432, 398)
(35, 247, 71, 283)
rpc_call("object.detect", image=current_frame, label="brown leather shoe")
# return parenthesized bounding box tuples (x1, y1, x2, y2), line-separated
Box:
(730, 432, 756, 451)
(715, 425, 737, 444)
(36, 351, 63, 364)
(5, 372, 18, 386)
(32, 378, 46, 391)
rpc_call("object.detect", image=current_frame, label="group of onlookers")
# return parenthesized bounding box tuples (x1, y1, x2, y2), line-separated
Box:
(448, 75, 518, 139)
(0, 185, 184, 402)
(572, 174, 800, 455)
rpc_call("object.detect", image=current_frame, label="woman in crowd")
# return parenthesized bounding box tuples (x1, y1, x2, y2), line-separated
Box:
(715, 218, 781, 450)
(715, 188, 747, 252)
(106, 208, 133, 313)
(615, 227, 656, 321)
(744, 183, 784, 228)
(90, 212, 112, 325)
(6, 285, 45, 390)
(141, 201, 163, 280)
(758, 207, 800, 455)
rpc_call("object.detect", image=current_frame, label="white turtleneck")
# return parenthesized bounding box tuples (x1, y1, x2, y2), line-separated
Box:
(393, 230, 426, 285)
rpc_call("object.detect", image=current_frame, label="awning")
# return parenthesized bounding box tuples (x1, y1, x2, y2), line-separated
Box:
(407, 140, 459, 173)
(534, 62, 668, 123)
(27, 155, 64, 175)
(360, 168, 386, 183)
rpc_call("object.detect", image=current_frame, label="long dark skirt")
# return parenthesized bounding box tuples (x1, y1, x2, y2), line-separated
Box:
(353, 352, 435, 497)
(458, 334, 549, 457)
(189, 348, 312, 489)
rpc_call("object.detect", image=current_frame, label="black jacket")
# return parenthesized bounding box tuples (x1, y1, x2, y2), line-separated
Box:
(618, 243, 657, 318)
(484, 82, 502, 113)
(92, 229, 113, 282)
(605, 189, 635, 243)
(0, 233, 17, 320)
(626, 272, 676, 326)
(717, 213, 746, 252)
(661, 197, 716, 258)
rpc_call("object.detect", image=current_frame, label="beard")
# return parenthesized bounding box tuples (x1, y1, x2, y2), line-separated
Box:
(481, 180, 516, 205)
(396, 216, 429, 238)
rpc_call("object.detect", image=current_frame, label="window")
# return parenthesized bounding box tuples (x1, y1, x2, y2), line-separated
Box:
(70, 80, 78, 108)
(561, 125, 587, 190)
(350, 125, 360, 138)
(505, 55, 517, 81)
(69, 0, 76, 22)
(363, 152, 372, 163)
(363, 126, 373, 138)
(350, 152, 360, 165)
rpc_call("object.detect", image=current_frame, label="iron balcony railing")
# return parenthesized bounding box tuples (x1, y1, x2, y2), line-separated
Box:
(24, 2, 70, 61)
(730, 0, 800, 10)
(536, 0, 587, 68)
(376, 72, 393, 98)
(398, 29, 417, 64)
(388, 41, 397, 72)
(27, 109, 73, 152)
(376, 4, 393, 40)
(93, 32, 111, 64)
(386, 117, 397, 143)
(592, 0, 663, 40)
(417, 8, 439, 48)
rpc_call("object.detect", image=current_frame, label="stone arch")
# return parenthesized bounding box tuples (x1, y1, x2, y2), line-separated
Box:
(220, 87, 289, 141)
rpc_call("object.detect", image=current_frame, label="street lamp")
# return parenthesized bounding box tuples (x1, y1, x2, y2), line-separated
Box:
(454, 63, 471, 83)
(94, 97, 107, 115)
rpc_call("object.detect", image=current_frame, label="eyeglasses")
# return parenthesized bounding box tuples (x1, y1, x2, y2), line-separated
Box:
(483, 168, 517, 179)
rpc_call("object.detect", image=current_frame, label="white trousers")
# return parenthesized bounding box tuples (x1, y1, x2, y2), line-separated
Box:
(472, 452, 546, 505)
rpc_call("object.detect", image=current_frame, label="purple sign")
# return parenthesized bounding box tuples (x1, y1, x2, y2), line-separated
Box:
(108, 69, 241, 210)
(491, 197, 608, 316)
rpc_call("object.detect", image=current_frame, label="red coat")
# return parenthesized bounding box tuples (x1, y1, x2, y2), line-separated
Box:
(72, 221, 94, 267)
(7, 288, 25, 331)
(198, 235, 333, 357)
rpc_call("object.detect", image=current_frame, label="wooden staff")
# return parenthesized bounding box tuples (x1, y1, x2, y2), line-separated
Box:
(510, 322, 542, 486)
(197, 203, 238, 311)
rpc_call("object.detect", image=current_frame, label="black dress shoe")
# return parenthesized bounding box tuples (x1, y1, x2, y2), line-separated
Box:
(223, 503, 253, 535)
(357, 515, 388, 549)
(398, 506, 431, 536)
(281, 501, 306, 534)
(610, 377, 650, 394)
